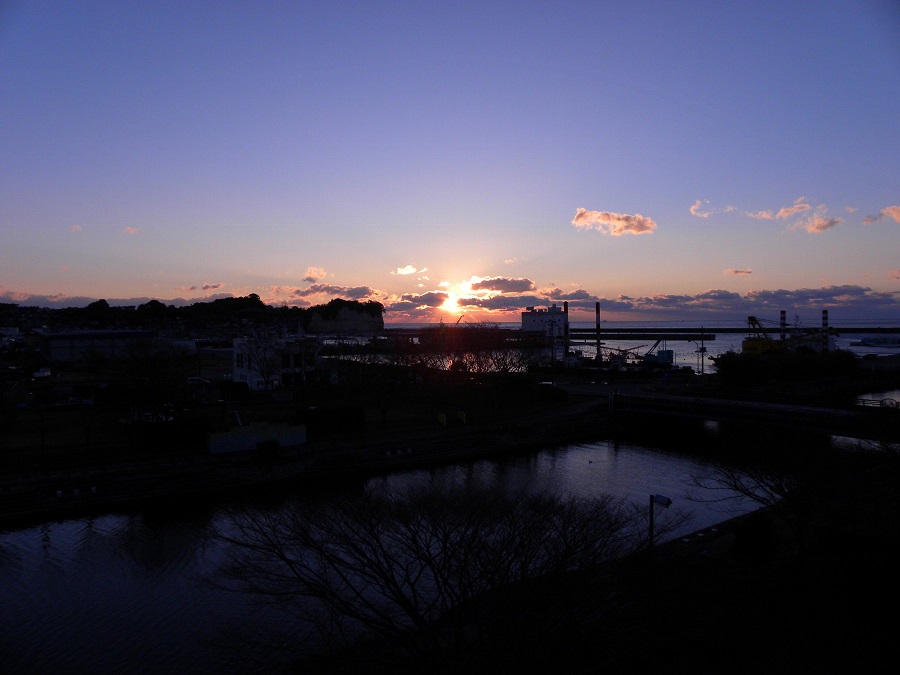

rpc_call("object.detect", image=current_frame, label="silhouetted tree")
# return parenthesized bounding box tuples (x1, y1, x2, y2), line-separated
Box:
(689, 431, 845, 563)
(210, 486, 669, 670)
(240, 337, 284, 390)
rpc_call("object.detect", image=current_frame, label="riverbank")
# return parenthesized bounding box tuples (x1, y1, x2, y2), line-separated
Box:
(303, 454, 900, 674)
(2, 362, 896, 530)
(0, 391, 612, 530)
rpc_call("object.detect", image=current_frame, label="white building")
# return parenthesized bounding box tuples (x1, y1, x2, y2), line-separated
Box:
(521, 303, 569, 336)
(521, 303, 569, 362)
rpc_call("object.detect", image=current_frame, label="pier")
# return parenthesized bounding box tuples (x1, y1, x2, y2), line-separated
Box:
(569, 327, 717, 344)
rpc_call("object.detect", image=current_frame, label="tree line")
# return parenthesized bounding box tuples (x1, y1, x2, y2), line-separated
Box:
(0, 296, 385, 333)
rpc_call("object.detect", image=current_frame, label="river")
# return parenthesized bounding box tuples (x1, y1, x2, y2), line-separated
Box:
(0, 434, 760, 674)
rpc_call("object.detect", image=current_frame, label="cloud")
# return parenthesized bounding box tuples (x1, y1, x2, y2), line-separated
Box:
(776, 199, 812, 219)
(504, 257, 524, 265)
(584, 284, 898, 321)
(545, 287, 596, 302)
(69, 225, 82, 232)
(392, 291, 448, 309)
(187, 283, 225, 292)
(393, 265, 428, 276)
(690, 200, 713, 218)
(796, 214, 843, 233)
(863, 205, 900, 224)
(613, 288, 750, 317)
(470, 277, 536, 293)
(457, 294, 546, 311)
(741, 284, 895, 312)
(745, 210, 773, 220)
(292, 283, 375, 300)
(303, 267, 327, 282)
(122, 226, 141, 235)
(690, 201, 738, 219)
(571, 208, 657, 235)
(785, 204, 842, 233)
(890, 269, 900, 281)
(724, 269, 753, 275)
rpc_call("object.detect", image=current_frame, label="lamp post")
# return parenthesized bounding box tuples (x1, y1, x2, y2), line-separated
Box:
(689, 337, 707, 375)
(649, 493, 673, 547)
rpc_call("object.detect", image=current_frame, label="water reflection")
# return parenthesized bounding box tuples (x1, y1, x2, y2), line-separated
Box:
(0, 438, 755, 672)
(367, 440, 754, 536)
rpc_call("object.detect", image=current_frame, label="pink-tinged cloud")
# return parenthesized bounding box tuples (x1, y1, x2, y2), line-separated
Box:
(863, 205, 900, 224)
(745, 210, 773, 220)
(303, 267, 327, 283)
(470, 277, 536, 293)
(724, 269, 753, 275)
(393, 265, 427, 275)
(890, 269, 900, 281)
(690, 200, 712, 218)
(122, 226, 141, 235)
(795, 211, 843, 233)
(69, 225, 82, 232)
(776, 201, 812, 219)
(571, 208, 657, 235)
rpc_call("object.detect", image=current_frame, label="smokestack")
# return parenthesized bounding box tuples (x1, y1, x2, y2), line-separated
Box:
(780, 310, 786, 340)
(563, 301, 569, 358)
(595, 302, 601, 356)
(822, 310, 829, 351)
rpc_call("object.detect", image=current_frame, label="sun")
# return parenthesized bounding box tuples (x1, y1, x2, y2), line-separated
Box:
(440, 292, 460, 314)
(438, 278, 475, 315)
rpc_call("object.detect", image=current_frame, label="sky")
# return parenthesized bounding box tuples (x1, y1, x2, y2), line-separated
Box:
(1, 1, 898, 326)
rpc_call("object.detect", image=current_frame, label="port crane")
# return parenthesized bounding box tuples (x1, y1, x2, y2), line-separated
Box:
(747, 315, 776, 341)
(744, 313, 836, 354)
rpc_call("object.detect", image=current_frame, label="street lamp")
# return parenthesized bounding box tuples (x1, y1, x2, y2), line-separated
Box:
(689, 335, 707, 375)
(648, 493, 673, 547)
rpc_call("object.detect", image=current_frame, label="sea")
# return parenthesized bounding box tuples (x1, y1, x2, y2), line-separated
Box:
(387, 318, 900, 374)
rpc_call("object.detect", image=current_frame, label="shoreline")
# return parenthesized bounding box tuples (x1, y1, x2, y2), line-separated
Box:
(0, 395, 612, 530)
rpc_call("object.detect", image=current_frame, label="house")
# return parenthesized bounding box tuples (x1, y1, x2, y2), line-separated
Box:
(232, 335, 320, 390)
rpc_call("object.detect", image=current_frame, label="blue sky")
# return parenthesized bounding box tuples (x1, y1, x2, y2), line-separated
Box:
(2, 1, 898, 324)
